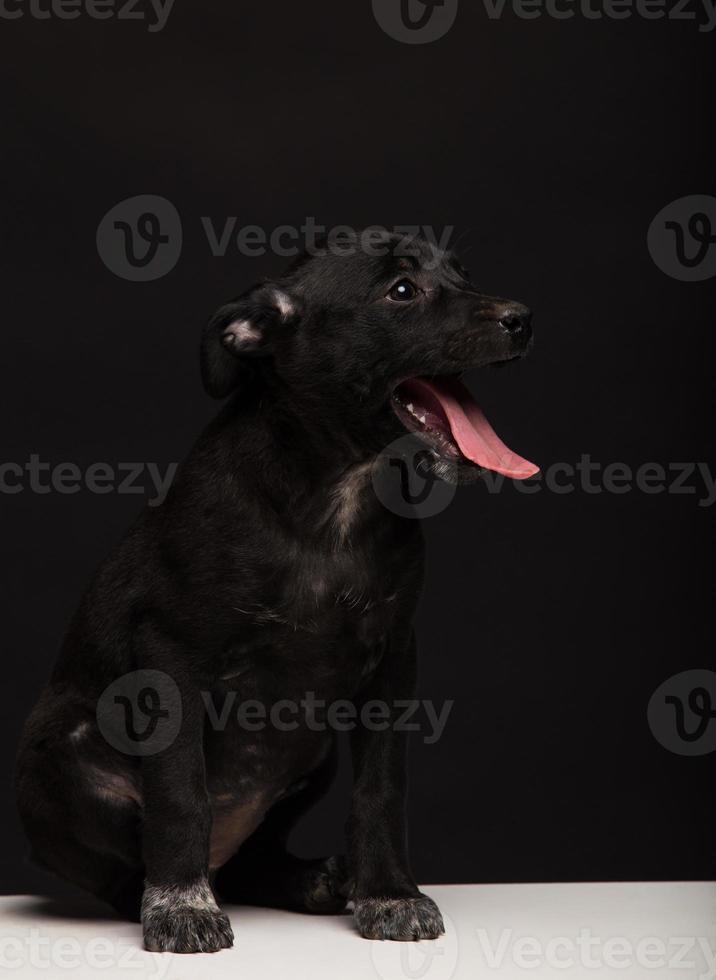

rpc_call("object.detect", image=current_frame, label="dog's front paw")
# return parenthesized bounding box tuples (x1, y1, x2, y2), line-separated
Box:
(354, 894, 444, 941)
(142, 883, 234, 953)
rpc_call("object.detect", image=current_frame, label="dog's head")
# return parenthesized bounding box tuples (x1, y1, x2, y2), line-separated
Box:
(201, 231, 537, 483)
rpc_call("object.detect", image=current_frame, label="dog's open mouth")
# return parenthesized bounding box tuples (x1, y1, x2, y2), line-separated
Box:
(391, 376, 539, 480)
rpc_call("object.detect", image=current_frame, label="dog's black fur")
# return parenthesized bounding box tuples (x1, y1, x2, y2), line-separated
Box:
(15, 232, 533, 952)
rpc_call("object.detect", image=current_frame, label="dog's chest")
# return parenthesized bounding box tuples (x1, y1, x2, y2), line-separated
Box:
(219, 543, 406, 691)
(292, 549, 401, 648)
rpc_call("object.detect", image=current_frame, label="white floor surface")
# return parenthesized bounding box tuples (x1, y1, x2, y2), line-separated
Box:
(1, 882, 714, 979)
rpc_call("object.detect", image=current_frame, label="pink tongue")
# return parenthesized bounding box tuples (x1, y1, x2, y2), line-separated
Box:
(401, 377, 539, 480)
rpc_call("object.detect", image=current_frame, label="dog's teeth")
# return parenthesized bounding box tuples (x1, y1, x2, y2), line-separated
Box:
(406, 403, 414, 413)
(419, 414, 426, 423)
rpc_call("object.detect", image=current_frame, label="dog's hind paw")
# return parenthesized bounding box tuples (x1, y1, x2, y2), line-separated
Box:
(302, 855, 350, 913)
(354, 894, 444, 941)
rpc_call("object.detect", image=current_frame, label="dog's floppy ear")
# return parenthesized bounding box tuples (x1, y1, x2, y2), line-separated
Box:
(200, 284, 298, 399)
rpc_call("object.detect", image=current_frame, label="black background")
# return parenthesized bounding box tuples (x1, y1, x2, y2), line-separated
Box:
(1, 0, 714, 897)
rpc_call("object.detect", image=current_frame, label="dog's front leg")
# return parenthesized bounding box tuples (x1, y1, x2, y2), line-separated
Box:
(347, 630, 444, 941)
(135, 624, 233, 953)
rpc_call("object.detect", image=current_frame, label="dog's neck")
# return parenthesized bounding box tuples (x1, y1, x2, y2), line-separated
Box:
(326, 459, 378, 543)
(221, 392, 384, 545)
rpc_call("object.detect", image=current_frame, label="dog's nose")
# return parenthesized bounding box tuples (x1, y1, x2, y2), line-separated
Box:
(498, 304, 532, 336)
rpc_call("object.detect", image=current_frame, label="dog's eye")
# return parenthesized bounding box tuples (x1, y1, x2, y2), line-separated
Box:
(387, 280, 418, 302)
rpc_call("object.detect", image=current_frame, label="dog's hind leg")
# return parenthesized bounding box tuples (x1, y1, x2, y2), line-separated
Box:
(214, 740, 350, 914)
(20, 793, 145, 920)
(216, 847, 349, 915)
(16, 704, 145, 920)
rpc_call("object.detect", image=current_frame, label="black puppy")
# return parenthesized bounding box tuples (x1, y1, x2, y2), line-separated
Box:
(16, 232, 537, 953)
